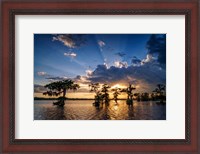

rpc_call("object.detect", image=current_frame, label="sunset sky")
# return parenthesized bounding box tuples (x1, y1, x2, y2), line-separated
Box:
(34, 34, 166, 98)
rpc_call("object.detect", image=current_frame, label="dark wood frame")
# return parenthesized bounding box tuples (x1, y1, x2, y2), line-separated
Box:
(1, 0, 199, 153)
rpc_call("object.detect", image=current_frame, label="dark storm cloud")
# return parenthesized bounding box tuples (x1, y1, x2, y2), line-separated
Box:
(146, 34, 166, 68)
(87, 61, 165, 92)
(34, 84, 47, 93)
(89, 65, 126, 83)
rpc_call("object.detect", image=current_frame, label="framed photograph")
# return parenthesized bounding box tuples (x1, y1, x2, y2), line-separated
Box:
(1, 0, 199, 153)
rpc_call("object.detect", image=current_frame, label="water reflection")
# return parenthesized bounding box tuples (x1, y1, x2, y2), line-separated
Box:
(34, 100, 166, 120)
(127, 105, 135, 120)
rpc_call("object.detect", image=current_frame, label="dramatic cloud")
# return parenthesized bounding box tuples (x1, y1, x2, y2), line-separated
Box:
(37, 72, 48, 76)
(85, 70, 93, 76)
(146, 34, 166, 68)
(131, 56, 141, 66)
(98, 40, 106, 47)
(103, 62, 109, 69)
(72, 75, 91, 93)
(114, 61, 128, 68)
(74, 75, 90, 84)
(141, 54, 155, 65)
(115, 52, 126, 57)
(53, 34, 87, 48)
(34, 84, 47, 93)
(53, 35, 76, 48)
(46, 76, 68, 82)
(64, 52, 77, 58)
(87, 62, 166, 92)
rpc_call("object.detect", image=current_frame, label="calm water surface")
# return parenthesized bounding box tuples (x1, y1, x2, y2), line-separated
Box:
(34, 100, 166, 120)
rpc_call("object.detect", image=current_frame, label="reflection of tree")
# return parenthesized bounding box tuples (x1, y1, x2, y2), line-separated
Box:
(43, 80, 79, 107)
(102, 104, 111, 120)
(42, 106, 65, 120)
(127, 105, 135, 120)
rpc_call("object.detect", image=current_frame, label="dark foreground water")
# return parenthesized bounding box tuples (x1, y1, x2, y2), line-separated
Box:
(34, 100, 166, 120)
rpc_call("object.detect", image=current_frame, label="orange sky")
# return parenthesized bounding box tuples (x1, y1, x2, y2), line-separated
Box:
(34, 83, 129, 99)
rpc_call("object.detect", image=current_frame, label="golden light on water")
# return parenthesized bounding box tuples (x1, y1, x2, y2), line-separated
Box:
(113, 104, 118, 111)
(136, 85, 140, 88)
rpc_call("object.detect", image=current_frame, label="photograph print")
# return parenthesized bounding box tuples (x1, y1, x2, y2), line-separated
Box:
(34, 34, 166, 120)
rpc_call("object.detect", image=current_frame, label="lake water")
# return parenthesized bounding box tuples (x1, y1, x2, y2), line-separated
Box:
(34, 100, 166, 120)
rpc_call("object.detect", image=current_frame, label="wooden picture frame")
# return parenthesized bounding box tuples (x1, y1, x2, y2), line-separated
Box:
(1, 0, 199, 153)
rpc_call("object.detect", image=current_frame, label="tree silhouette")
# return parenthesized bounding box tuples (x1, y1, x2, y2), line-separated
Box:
(122, 84, 136, 105)
(153, 84, 166, 103)
(101, 84, 111, 105)
(89, 83, 100, 93)
(43, 79, 80, 107)
(134, 93, 141, 101)
(141, 92, 149, 101)
(89, 83, 103, 107)
(150, 92, 157, 101)
(112, 87, 121, 103)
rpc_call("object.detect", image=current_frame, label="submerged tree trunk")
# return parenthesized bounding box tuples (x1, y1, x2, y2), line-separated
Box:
(53, 89, 66, 107)
(126, 94, 133, 105)
(60, 89, 66, 106)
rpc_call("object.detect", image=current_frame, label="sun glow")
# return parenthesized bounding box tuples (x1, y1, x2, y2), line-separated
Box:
(111, 84, 126, 89)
